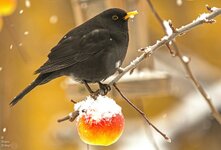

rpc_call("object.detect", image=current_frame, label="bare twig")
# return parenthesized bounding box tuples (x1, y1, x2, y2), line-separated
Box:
(173, 44, 221, 123)
(145, 0, 221, 124)
(145, 0, 175, 55)
(138, 97, 160, 150)
(71, 99, 77, 103)
(145, 0, 165, 29)
(113, 83, 171, 142)
(57, 111, 79, 123)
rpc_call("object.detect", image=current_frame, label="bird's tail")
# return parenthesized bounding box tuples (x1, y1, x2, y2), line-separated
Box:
(10, 74, 48, 106)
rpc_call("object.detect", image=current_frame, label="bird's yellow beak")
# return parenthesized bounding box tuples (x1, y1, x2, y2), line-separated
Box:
(124, 10, 138, 20)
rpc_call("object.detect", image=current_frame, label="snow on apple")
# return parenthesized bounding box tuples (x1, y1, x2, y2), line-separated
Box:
(74, 95, 125, 146)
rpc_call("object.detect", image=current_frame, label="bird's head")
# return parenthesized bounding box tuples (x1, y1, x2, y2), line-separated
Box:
(98, 8, 138, 32)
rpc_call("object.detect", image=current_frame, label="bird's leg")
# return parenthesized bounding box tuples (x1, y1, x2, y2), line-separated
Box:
(83, 80, 94, 93)
(83, 80, 99, 99)
(98, 82, 111, 96)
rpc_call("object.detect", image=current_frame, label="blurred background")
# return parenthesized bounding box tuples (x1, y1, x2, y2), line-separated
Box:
(0, 0, 221, 150)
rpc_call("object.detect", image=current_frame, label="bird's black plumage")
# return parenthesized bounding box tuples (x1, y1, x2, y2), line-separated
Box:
(10, 8, 136, 106)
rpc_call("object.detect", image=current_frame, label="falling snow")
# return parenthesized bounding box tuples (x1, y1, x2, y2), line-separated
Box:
(25, 0, 31, 8)
(19, 10, 24, 15)
(49, 15, 58, 24)
(176, 0, 183, 6)
(18, 43, 23, 47)
(24, 31, 29, 35)
(3, 128, 6, 133)
(10, 44, 13, 50)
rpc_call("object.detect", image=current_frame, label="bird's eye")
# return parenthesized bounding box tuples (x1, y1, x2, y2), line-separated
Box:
(112, 15, 119, 21)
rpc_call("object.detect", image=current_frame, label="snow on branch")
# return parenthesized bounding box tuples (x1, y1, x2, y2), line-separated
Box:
(108, 6, 221, 86)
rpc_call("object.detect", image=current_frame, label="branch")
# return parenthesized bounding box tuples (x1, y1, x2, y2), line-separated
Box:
(113, 84, 171, 142)
(57, 99, 80, 123)
(107, 5, 221, 124)
(145, 1, 221, 124)
(57, 111, 79, 123)
(173, 43, 221, 124)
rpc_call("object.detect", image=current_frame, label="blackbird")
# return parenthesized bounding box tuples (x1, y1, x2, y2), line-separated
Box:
(10, 8, 138, 106)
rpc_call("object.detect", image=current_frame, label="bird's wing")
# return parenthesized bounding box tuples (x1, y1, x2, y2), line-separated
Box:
(35, 29, 112, 74)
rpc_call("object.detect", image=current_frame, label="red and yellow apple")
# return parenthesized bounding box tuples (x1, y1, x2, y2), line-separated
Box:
(75, 96, 125, 146)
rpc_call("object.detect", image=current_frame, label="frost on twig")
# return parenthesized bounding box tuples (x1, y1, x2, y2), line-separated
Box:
(163, 20, 176, 36)
(182, 56, 191, 64)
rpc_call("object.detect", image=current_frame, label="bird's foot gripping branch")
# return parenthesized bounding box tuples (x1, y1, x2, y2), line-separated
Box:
(83, 81, 111, 99)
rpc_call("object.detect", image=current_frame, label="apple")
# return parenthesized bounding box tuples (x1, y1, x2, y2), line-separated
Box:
(75, 95, 124, 146)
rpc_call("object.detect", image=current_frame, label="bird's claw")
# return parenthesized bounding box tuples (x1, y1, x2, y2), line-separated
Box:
(99, 83, 111, 96)
(85, 82, 111, 99)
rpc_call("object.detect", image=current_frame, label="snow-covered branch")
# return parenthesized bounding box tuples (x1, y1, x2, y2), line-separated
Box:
(108, 6, 221, 86)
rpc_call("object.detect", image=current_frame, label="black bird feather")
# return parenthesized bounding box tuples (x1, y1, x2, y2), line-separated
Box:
(10, 8, 136, 106)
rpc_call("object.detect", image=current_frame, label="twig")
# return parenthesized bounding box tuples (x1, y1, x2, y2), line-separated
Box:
(145, 0, 165, 29)
(143, 121, 160, 150)
(138, 97, 160, 150)
(71, 99, 77, 103)
(173, 43, 221, 123)
(145, 0, 175, 55)
(113, 83, 171, 142)
(145, 0, 221, 124)
(57, 111, 79, 123)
